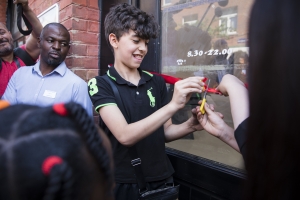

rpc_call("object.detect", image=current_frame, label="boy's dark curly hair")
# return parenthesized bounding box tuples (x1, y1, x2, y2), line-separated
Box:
(0, 102, 114, 200)
(104, 3, 160, 51)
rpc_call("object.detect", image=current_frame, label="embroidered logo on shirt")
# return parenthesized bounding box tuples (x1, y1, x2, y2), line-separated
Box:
(147, 87, 155, 107)
(43, 90, 56, 99)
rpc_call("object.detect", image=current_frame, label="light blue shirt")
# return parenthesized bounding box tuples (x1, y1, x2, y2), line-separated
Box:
(2, 61, 93, 116)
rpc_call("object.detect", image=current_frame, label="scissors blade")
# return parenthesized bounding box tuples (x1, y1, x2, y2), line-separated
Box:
(203, 79, 211, 98)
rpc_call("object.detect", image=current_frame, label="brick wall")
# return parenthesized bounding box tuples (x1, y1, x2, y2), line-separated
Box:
(0, 0, 8, 25)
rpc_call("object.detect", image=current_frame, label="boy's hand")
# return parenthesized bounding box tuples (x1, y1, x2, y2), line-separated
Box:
(170, 77, 204, 110)
(195, 101, 225, 138)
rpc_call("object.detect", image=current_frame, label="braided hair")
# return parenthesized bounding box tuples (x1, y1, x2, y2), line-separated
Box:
(0, 101, 114, 200)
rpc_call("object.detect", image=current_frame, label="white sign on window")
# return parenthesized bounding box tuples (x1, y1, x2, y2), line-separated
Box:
(37, 3, 59, 27)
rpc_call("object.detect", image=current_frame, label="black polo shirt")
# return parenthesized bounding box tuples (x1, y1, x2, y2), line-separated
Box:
(89, 66, 174, 183)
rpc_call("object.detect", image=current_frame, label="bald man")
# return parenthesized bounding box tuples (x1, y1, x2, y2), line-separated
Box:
(2, 23, 93, 116)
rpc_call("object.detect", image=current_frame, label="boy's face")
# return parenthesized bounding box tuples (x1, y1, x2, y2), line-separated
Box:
(112, 29, 149, 69)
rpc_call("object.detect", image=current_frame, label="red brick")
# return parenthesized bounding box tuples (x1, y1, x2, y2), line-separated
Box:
(65, 57, 72, 67)
(72, 57, 98, 69)
(70, 30, 99, 45)
(59, 0, 72, 11)
(44, 0, 55, 9)
(73, 69, 88, 81)
(88, 21, 99, 33)
(87, 69, 99, 80)
(72, 18, 87, 31)
(40, 1, 48, 12)
(35, 3, 45, 16)
(86, 8, 99, 20)
(29, 2, 39, 15)
(61, 18, 72, 30)
(0, 0, 8, 23)
(59, 4, 72, 22)
(52, 0, 60, 4)
(70, 44, 87, 56)
(73, 5, 87, 19)
(73, 0, 87, 6)
(84, 57, 98, 69)
(88, 0, 98, 9)
(28, 0, 35, 6)
(87, 45, 98, 56)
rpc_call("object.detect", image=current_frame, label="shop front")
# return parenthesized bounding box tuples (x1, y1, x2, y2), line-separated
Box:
(99, 0, 253, 198)
(4, 0, 254, 199)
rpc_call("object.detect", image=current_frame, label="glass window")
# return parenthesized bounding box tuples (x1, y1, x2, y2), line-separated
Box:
(219, 6, 238, 35)
(163, 0, 173, 6)
(161, 0, 254, 170)
(182, 14, 198, 25)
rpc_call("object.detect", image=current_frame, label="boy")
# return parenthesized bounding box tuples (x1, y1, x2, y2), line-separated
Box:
(88, 3, 205, 199)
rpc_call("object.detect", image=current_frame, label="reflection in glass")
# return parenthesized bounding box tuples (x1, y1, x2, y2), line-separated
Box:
(161, 0, 255, 169)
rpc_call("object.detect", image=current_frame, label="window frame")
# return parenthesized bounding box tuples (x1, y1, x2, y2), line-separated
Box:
(219, 11, 238, 35)
(163, 0, 172, 6)
(182, 13, 198, 26)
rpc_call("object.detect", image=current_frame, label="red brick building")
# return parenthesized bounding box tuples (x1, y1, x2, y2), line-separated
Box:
(0, 1, 8, 23)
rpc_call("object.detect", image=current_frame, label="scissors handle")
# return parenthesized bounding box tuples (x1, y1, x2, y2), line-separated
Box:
(199, 98, 206, 114)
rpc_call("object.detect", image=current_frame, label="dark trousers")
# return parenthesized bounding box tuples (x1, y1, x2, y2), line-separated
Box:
(114, 176, 174, 200)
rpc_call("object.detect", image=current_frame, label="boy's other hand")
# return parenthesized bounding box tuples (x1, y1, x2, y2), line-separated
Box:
(170, 77, 204, 110)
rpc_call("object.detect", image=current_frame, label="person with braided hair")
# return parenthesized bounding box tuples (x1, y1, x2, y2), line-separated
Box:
(0, 100, 114, 200)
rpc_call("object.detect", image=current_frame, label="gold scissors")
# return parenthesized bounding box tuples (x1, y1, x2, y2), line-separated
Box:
(199, 79, 210, 114)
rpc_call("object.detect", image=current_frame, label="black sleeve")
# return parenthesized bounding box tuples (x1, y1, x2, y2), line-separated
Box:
(234, 118, 248, 158)
(88, 76, 116, 113)
(13, 47, 35, 66)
